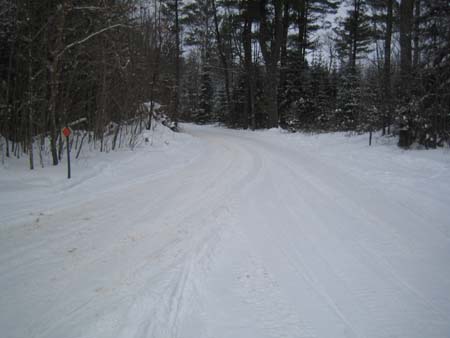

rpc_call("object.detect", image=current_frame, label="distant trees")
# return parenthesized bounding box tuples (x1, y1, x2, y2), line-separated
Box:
(413, 0, 450, 147)
(171, 0, 448, 148)
(1, 0, 450, 169)
(302, 1, 340, 56)
(0, 0, 185, 169)
(334, 0, 373, 69)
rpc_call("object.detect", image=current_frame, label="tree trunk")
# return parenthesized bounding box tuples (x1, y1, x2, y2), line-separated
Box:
(413, 0, 421, 68)
(384, 0, 393, 134)
(47, 3, 66, 166)
(297, 0, 307, 63)
(243, 11, 254, 130)
(400, 0, 414, 92)
(265, 67, 279, 128)
(174, 0, 181, 128)
(28, 28, 34, 170)
(212, 0, 232, 120)
(279, 1, 290, 126)
(147, 0, 162, 130)
(100, 40, 107, 153)
(351, 0, 360, 70)
(258, 0, 284, 128)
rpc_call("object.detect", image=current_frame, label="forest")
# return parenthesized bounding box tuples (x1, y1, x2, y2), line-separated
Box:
(2, 2, 450, 336)
(1, 0, 449, 170)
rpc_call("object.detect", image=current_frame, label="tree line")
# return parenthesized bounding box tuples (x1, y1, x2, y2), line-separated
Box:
(179, 0, 449, 148)
(1, 0, 180, 169)
(1, 0, 449, 169)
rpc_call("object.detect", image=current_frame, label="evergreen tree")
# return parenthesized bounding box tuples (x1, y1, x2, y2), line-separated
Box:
(335, 66, 362, 130)
(280, 49, 307, 130)
(310, 61, 335, 130)
(334, 0, 374, 69)
(332, 0, 374, 131)
(413, 0, 450, 146)
(214, 85, 229, 123)
(295, 0, 340, 63)
(196, 60, 214, 123)
(181, 53, 201, 121)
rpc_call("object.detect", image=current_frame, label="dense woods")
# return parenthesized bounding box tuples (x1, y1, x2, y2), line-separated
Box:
(1, 0, 449, 169)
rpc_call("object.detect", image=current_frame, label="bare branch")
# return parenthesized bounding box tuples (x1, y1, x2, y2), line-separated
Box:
(58, 24, 130, 58)
(72, 7, 105, 11)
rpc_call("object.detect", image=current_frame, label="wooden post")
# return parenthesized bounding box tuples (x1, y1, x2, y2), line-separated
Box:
(66, 134, 71, 179)
(62, 127, 72, 178)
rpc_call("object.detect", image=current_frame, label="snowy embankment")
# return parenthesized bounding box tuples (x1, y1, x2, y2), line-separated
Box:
(0, 121, 199, 229)
(1, 124, 450, 338)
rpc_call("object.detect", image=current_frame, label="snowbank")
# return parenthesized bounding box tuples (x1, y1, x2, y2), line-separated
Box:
(0, 121, 201, 229)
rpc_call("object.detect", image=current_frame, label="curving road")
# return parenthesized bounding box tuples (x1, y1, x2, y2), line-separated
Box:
(1, 124, 450, 338)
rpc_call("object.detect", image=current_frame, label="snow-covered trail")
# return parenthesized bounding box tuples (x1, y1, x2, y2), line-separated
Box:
(1, 125, 450, 338)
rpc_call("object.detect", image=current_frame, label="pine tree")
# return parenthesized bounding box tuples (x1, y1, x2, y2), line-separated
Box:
(181, 53, 201, 121)
(280, 49, 307, 130)
(182, 0, 214, 53)
(332, 0, 374, 131)
(214, 85, 228, 123)
(359, 65, 383, 134)
(197, 60, 214, 123)
(334, 0, 374, 69)
(310, 61, 335, 130)
(295, 0, 340, 63)
(415, 0, 450, 146)
(335, 66, 362, 130)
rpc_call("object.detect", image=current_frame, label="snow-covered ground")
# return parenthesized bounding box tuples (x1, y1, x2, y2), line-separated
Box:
(1, 124, 450, 338)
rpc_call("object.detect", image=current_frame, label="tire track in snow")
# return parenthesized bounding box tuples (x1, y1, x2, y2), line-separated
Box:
(2, 125, 450, 338)
(91, 127, 266, 338)
(233, 131, 450, 337)
(187, 126, 450, 338)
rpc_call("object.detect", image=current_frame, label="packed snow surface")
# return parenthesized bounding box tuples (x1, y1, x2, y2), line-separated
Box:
(1, 124, 450, 338)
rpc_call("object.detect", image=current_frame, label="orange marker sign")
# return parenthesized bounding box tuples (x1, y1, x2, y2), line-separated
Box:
(62, 127, 71, 137)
